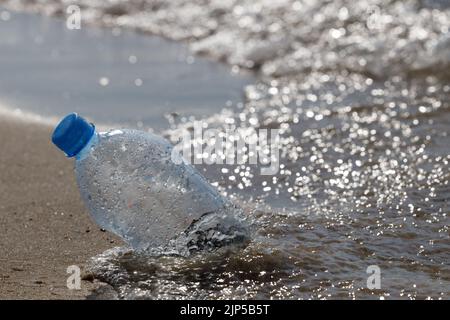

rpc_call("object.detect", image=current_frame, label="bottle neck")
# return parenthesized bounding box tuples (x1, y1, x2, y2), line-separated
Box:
(75, 131, 99, 160)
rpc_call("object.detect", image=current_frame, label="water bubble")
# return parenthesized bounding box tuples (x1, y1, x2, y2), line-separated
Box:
(0, 10, 11, 21)
(99, 77, 109, 86)
(128, 55, 137, 64)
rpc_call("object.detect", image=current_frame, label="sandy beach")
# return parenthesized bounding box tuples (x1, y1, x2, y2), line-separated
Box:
(0, 114, 122, 299)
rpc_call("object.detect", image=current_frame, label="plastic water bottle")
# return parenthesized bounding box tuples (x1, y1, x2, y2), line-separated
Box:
(51, 113, 247, 253)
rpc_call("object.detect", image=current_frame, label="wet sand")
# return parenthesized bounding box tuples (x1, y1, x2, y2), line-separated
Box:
(0, 114, 122, 299)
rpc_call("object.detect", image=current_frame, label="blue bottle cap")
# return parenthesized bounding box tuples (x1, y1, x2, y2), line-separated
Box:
(52, 113, 95, 157)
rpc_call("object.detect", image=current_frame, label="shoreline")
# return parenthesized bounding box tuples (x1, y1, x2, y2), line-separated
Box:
(0, 8, 254, 132)
(0, 103, 58, 126)
(0, 112, 123, 299)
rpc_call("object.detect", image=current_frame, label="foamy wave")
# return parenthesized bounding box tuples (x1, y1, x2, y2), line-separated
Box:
(2, 0, 449, 78)
(0, 102, 122, 132)
(0, 102, 58, 126)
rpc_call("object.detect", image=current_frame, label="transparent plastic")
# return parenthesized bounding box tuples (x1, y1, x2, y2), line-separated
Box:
(74, 129, 236, 252)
